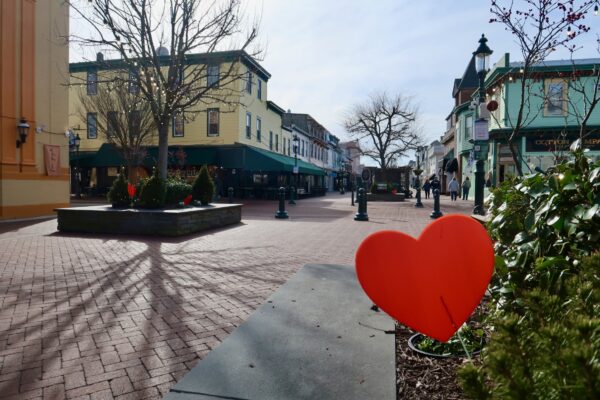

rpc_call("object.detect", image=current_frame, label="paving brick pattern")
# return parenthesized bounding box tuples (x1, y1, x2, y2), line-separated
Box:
(0, 194, 473, 399)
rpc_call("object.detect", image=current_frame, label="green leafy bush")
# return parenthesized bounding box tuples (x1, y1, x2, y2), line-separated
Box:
(192, 165, 214, 205)
(138, 168, 166, 209)
(459, 253, 600, 399)
(485, 147, 600, 311)
(165, 178, 192, 206)
(107, 167, 130, 207)
(459, 145, 600, 399)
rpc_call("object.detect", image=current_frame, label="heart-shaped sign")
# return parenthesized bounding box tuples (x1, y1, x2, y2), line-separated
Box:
(355, 214, 494, 342)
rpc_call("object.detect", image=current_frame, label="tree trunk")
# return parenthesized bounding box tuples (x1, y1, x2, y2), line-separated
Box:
(157, 123, 169, 179)
(508, 140, 524, 176)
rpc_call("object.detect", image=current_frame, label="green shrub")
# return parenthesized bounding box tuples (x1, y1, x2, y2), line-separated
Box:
(107, 167, 130, 207)
(138, 168, 166, 208)
(192, 165, 214, 205)
(459, 253, 600, 399)
(459, 144, 600, 399)
(485, 146, 600, 311)
(165, 178, 192, 206)
(370, 181, 377, 194)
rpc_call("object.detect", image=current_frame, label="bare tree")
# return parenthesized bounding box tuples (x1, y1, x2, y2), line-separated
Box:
(78, 82, 156, 177)
(489, 0, 594, 175)
(69, 0, 260, 178)
(344, 92, 421, 181)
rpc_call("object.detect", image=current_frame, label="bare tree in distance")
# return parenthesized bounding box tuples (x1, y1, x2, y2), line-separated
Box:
(343, 92, 422, 182)
(78, 82, 156, 179)
(489, 0, 594, 176)
(68, 0, 261, 179)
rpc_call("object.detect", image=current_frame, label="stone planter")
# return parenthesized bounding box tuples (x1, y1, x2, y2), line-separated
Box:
(55, 204, 242, 237)
(366, 193, 406, 202)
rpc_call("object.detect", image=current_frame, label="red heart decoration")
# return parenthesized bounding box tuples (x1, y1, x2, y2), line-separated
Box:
(355, 215, 494, 342)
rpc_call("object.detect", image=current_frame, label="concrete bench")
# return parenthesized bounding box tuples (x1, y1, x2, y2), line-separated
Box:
(165, 264, 395, 400)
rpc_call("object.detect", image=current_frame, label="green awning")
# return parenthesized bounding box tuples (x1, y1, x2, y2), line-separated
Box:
(443, 149, 455, 160)
(217, 145, 325, 175)
(70, 144, 217, 168)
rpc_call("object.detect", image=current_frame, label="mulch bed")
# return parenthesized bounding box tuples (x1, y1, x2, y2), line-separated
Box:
(396, 324, 471, 400)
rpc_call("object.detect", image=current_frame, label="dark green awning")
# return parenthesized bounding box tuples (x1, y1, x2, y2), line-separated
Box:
(217, 145, 325, 175)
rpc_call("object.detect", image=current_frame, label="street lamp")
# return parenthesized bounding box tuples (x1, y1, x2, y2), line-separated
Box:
(16, 117, 30, 148)
(414, 146, 424, 208)
(74, 133, 82, 199)
(290, 134, 299, 205)
(472, 34, 493, 215)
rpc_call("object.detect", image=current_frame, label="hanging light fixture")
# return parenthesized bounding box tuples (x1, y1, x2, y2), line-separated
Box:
(16, 117, 30, 148)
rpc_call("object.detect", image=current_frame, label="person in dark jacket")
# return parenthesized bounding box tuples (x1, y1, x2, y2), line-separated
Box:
(423, 180, 431, 199)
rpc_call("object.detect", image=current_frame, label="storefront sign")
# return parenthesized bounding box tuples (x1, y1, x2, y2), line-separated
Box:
(525, 133, 600, 152)
(361, 169, 371, 182)
(44, 145, 61, 176)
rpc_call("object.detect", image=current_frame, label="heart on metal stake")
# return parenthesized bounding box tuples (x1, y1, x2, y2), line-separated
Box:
(355, 215, 494, 342)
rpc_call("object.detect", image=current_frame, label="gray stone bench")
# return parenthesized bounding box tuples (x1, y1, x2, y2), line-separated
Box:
(165, 264, 395, 400)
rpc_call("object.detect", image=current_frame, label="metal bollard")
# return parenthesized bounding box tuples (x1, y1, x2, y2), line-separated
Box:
(275, 187, 289, 219)
(228, 187, 234, 203)
(430, 188, 443, 219)
(351, 187, 355, 206)
(289, 186, 296, 205)
(354, 188, 369, 221)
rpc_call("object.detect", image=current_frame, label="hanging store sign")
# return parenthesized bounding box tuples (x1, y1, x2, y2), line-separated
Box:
(361, 168, 371, 182)
(473, 119, 489, 141)
(293, 166, 299, 174)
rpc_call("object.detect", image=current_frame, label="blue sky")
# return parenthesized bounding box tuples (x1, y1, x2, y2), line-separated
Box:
(70, 0, 600, 154)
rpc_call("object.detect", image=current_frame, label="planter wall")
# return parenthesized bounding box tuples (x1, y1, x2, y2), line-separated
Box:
(366, 193, 406, 202)
(55, 204, 242, 237)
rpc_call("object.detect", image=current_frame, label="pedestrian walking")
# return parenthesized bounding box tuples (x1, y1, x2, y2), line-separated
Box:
(461, 177, 471, 200)
(423, 180, 431, 199)
(448, 177, 459, 201)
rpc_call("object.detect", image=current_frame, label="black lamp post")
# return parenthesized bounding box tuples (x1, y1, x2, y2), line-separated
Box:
(414, 146, 424, 208)
(74, 133, 82, 199)
(290, 134, 299, 205)
(473, 34, 493, 216)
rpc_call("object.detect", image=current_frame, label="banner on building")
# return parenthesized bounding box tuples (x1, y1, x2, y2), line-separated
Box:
(43, 145, 61, 176)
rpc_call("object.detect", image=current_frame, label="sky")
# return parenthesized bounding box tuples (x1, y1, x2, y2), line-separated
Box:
(70, 0, 600, 161)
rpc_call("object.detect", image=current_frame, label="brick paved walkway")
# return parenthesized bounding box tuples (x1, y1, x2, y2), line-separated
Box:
(0, 194, 473, 399)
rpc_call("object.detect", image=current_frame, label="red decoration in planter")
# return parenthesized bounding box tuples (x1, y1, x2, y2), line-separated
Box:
(183, 195, 193, 205)
(127, 183, 136, 199)
(355, 215, 494, 342)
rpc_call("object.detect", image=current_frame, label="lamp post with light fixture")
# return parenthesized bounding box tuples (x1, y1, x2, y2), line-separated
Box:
(74, 134, 82, 199)
(472, 34, 493, 216)
(290, 134, 299, 205)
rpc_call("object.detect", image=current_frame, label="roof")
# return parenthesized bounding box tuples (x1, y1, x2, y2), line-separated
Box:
(485, 57, 600, 88)
(69, 50, 272, 81)
(267, 101, 285, 116)
(453, 56, 479, 97)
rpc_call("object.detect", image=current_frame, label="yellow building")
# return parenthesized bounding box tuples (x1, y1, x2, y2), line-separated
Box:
(68, 51, 325, 196)
(0, 1, 70, 220)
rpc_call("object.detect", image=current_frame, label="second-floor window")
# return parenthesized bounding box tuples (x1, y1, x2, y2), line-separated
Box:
(465, 115, 473, 140)
(87, 69, 98, 95)
(256, 117, 262, 142)
(87, 113, 97, 139)
(107, 111, 118, 138)
(207, 64, 220, 87)
(288, 138, 291, 155)
(276, 134, 279, 152)
(269, 131, 273, 150)
(129, 110, 141, 136)
(246, 112, 251, 139)
(545, 79, 567, 116)
(128, 70, 139, 94)
(173, 112, 184, 137)
(257, 79, 262, 100)
(207, 108, 219, 136)
(246, 71, 252, 94)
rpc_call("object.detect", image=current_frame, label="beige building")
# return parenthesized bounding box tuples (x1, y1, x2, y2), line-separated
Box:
(68, 51, 330, 197)
(0, 1, 70, 220)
